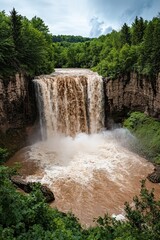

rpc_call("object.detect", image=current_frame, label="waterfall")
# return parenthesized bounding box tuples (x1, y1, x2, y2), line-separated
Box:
(33, 69, 105, 139)
(9, 69, 159, 227)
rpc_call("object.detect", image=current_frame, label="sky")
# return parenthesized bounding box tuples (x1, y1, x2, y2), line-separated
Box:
(1, 0, 160, 37)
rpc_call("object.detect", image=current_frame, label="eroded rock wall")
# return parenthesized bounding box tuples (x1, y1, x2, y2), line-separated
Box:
(105, 73, 160, 122)
(0, 74, 37, 150)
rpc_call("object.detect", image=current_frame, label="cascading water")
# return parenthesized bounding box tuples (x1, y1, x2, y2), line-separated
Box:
(7, 69, 160, 227)
(33, 69, 104, 139)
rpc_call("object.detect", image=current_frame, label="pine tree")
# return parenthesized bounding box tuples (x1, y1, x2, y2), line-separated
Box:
(152, 17, 160, 75)
(10, 8, 22, 62)
(142, 21, 154, 75)
(132, 16, 146, 45)
(0, 11, 16, 76)
(120, 23, 131, 45)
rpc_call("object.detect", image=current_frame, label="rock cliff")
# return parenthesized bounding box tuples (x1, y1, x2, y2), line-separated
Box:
(0, 74, 37, 150)
(105, 73, 160, 122)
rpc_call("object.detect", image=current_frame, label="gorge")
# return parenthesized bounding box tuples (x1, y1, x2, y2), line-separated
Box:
(5, 69, 160, 226)
(1, 7, 160, 238)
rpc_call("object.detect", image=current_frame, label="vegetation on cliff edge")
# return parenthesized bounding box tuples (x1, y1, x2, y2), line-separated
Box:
(124, 112, 160, 163)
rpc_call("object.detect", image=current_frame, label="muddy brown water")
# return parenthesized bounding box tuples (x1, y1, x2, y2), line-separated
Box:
(6, 131, 160, 227)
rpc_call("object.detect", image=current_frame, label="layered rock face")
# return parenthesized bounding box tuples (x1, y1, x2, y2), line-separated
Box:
(105, 73, 160, 122)
(0, 74, 37, 149)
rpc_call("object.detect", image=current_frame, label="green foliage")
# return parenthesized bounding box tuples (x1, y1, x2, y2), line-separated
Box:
(2, 9, 159, 80)
(52, 35, 91, 43)
(10, 8, 23, 58)
(131, 17, 146, 45)
(0, 11, 16, 77)
(0, 148, 9, 164)
(123, 180, 160, 239)
(86, 180, 160, 240)
(1, 9, 160, 79)
(20, 19, 54, 75)
(0, 166, 84, 239)
(0, 9, 54, 78)
(124, 112, 160, 161)
(0, 166, 160, 239)
(120, 23, 131, 45)
(53, 14, 160, 81)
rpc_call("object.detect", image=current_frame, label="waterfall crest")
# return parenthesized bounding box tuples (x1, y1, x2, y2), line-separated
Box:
(34, 69, 104, 139)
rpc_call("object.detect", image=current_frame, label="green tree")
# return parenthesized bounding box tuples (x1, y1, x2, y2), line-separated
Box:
(120, 23, 131, 45)
(31, 16, 52, 43)
(66, 44, 78, 67)
(10, 8, 22, 66)
(132, 17, 146, 45)
(141, 21, 153, 75)
(151, 17, 160, 75)
(20, 19, 54, 75)
(0, 11, 16, 77)
(119, 44, 138, 73)
(0, 9, 54, 78)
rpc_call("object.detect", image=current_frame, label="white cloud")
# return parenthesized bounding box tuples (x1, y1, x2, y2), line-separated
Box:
(89, 17, 104, 37)
(103, 26, 113, 35)
(1, 0, 160, 36)
(88, 0, 159, 29)
(89, 17, 113, 37)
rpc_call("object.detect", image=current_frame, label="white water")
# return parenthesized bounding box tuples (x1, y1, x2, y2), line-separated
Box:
(26, 129, 142, 186)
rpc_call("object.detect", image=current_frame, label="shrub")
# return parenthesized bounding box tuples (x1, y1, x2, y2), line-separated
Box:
(124, 112, 160, 161)
(0, 148, 9, 164)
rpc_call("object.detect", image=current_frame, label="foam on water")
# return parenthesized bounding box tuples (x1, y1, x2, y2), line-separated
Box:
(26, 129, 152, 189)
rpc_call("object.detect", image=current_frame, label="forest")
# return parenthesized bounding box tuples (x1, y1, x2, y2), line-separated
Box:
(1, 8, 160, 240)
(52, 14, 160, 83)
(1, 9, 160, 81)
(0, 8, 54, 78)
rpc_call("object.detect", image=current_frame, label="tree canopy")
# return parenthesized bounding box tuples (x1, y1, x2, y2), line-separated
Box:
(0, 9, 54, 78)
(1, 9, 160, 81)
(52, 15, 160, 83)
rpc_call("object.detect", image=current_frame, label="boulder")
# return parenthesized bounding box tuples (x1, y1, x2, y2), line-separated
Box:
(147, 165, 160, 183)
(11, 175, 55, 202)
(11, 175, 32, 192)
(40, 185, 55, 203)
